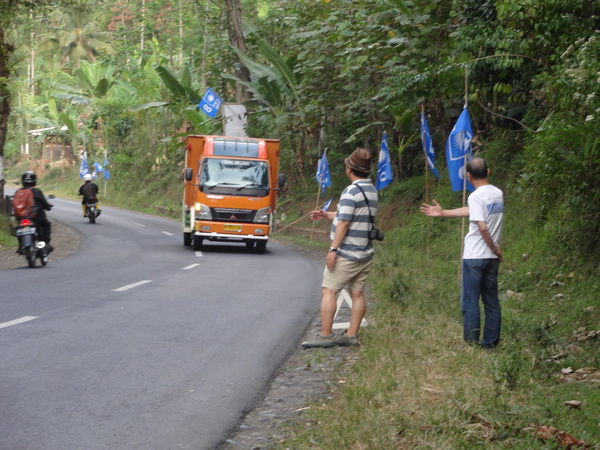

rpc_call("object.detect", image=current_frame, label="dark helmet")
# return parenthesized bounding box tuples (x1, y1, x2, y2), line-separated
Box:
(22, 171, 37, 187)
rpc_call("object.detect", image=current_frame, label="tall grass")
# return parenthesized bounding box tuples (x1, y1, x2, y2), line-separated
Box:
(278, 178, 599, 448)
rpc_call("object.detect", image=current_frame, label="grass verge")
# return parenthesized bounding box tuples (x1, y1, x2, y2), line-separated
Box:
(275, 184, 599, 449)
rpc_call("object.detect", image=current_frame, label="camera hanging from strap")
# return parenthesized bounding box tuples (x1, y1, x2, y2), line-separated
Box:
(355, 183, 384, 242)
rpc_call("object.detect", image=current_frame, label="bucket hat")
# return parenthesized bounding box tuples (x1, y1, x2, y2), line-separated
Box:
(345, 147, 372, 172)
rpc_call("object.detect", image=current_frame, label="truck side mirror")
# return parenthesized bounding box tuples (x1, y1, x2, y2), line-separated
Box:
(277, 174, 286, 189)
(184, 168, 193, 182)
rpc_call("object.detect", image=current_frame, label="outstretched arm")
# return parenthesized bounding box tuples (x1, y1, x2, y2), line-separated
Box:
(310, 209, 336, 222)
(420, 199, 469, 218)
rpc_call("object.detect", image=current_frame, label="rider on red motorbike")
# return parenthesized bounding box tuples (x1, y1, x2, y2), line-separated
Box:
(15, 171, 54, 252)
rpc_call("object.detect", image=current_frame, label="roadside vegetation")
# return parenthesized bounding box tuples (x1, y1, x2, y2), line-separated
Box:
(1, 0, 599, 448)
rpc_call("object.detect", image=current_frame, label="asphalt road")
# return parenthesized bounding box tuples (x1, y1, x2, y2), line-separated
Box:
(0, 193, 322, 450)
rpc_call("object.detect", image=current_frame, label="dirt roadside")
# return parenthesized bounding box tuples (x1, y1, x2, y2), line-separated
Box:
(221, 241, 360, 449)
(0, 219, 82, 270)
(1, 222, 354, 449)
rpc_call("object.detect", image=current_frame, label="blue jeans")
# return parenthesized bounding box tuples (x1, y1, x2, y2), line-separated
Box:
(461, 258, 501, 347)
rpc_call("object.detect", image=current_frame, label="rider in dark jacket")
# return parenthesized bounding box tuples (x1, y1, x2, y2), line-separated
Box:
(78, 173, 101, 217)
(19, 171, 54, 252)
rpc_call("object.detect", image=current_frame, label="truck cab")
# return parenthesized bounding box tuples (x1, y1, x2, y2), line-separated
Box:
(183, 135, 285, 253)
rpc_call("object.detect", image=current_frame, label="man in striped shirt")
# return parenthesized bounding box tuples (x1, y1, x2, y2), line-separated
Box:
(302, 148, 378, 348)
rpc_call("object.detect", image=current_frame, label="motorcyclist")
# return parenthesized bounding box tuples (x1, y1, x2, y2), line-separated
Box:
(78, 173, 101, 218)
(17, 171, 54, 252)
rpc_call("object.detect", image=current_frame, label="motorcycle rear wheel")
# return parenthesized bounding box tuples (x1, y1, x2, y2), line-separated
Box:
(26, 245, 36, 268)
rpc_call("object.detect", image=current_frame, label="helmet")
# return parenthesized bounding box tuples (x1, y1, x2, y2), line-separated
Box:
(83, 174, 93, 182)
(22, 171, 37, 187)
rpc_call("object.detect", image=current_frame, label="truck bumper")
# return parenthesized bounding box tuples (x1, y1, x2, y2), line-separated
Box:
(194, 231, 268, 241)
(193, 221, 270, 240)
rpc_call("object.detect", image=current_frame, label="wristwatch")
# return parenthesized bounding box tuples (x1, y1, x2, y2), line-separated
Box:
(328, 247, 338, 252)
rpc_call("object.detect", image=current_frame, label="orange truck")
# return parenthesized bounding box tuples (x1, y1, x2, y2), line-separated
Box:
(182, 135, 285, 252)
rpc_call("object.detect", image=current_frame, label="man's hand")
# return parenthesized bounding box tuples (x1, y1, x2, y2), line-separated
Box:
(420, 199, 443, 217)
(326, 250, 336, 270)
(494, 246, 503, 263)
(310, 209, 327, 221)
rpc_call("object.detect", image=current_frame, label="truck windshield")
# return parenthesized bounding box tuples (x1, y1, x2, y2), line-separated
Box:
(200, 158, 269, 195)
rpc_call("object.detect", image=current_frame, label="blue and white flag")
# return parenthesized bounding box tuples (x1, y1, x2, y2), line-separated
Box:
(446, 108, 475, 192)
(315, 151, 332, 194)
(198, 87, 223, 118)
(322, 198, 333, 212)
(103, 158, 110, 180)
(420, 112, 440, 179)
(79, 156, 89, 178)
(376, 132, 393, 191)
(93, 161, 104, 174)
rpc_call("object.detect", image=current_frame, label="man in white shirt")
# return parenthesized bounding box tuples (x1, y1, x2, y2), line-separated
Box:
(421, 157, 504, 348)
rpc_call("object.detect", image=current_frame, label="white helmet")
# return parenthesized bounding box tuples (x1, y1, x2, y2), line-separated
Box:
(83, 174, 93, 182)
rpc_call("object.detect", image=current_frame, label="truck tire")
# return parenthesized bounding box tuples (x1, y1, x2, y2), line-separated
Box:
(183, 232, 192, 246)
(193, 235, 204, 251)
(255, 240, 267, 253)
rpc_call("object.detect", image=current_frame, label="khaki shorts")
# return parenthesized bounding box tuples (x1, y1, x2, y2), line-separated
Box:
(322, 256, 374, 292)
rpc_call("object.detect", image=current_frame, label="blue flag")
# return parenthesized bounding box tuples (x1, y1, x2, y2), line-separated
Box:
(79, 156, 89, 178)
(322, 198, 333, 212)
(198, 87, 223, 118)
(315, 151, 331, 194)
(420, 112, 440, 179)
(104, 158, 110, 180)
(93, 161, 104, 174)
(446, 108, 475, 192)
(376, 132, 393, 191)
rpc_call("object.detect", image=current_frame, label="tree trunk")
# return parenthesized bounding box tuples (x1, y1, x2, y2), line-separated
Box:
(223, 0, 250, 102)
(0, 25, 15, 202)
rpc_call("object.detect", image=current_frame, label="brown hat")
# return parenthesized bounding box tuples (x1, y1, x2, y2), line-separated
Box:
(345, 147, 372, 172)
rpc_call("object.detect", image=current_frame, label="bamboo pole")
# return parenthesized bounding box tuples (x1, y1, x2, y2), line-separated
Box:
(277, 199, 331, 233)
(422, 104, 431, 258)
(311, 149, 326, 240)
(458, 65, 469, 285)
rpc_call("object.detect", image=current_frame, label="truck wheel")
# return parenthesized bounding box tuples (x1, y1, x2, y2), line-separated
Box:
(183, 232, 192, 246)
(255, 240, 267, 253)
(193, 236, 203, 251)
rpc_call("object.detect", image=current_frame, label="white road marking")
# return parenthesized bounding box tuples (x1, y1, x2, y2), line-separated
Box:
(0, 316, 39, 329)
(182, 263, 200, 270)
(195, 251, 203, 257)
(133, 222, 145, 227)
(162, 231, 173, 236)
(113, 280, 152, 292)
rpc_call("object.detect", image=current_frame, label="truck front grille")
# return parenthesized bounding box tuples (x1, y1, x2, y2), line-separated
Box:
(212, 208, 256, 223)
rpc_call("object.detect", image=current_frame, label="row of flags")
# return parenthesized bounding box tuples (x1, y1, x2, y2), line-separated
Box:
(315, 106, 475, 203)
(80, 156, 111, 180)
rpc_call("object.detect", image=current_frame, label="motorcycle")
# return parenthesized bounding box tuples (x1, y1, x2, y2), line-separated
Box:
(15, 218, 48, 268)
(85, 197, 99, 223)
(13, 194, 55, 268)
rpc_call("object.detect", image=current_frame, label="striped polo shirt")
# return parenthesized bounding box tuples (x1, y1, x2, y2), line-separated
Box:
(331, 179, 378, 262)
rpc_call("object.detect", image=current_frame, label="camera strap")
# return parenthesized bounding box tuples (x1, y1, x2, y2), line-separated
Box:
(354, 182, 376, 229)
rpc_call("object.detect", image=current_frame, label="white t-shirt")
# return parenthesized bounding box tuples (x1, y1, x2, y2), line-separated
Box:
(463, 184, 504, 259)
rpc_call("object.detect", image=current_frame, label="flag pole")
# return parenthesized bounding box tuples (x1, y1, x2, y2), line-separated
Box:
(458, 65, 469, 284)
(311, 149, 326, 241)
(103, 146, 108, 197)
(277, 199, 331, 233)
(422, 105, 431, 258)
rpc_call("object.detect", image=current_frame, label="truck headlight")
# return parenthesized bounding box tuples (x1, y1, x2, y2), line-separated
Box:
(255, 207, 271, 223)
(194, 203, 212, 220)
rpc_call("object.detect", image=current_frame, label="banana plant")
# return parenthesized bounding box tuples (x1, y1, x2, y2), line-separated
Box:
(223, 40, 300, 117)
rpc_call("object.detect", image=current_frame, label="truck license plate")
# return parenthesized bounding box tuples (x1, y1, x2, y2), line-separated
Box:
(223, 225, 242, 232)
(16, 227, 36, 236)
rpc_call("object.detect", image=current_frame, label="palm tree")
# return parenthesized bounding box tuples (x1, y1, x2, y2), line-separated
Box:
(38, 1, 112, 68)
